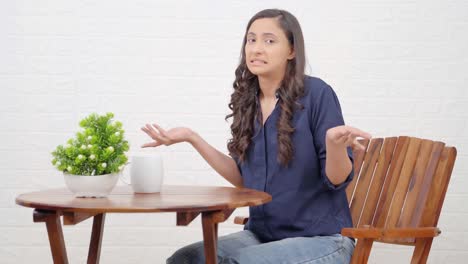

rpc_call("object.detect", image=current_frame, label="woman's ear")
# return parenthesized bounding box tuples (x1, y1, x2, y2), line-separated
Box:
(288, 48, 295, 60)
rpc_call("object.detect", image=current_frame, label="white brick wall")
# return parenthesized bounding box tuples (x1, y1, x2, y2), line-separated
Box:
(1, 0, 467, 263)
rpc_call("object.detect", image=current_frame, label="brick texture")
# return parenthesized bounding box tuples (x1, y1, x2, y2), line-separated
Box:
(1, 0, 467, 263)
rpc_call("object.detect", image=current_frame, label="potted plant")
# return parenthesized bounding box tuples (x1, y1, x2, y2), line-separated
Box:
(51, 112, 130, 197)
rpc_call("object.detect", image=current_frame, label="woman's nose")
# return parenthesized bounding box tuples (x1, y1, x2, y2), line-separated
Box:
(252, 42, 264, 53)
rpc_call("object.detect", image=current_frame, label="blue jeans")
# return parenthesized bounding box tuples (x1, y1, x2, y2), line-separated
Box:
(166, 230, 355, 264)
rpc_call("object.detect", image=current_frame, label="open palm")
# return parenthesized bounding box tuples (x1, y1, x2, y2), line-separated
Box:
(141, 124, 192, 148)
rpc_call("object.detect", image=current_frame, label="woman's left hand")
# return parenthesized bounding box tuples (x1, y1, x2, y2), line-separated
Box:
(326, 125, 372, 151)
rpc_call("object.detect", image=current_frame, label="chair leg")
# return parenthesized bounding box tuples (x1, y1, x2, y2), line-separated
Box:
(350, 238, 374, 264)
(411, 238, 433, 264)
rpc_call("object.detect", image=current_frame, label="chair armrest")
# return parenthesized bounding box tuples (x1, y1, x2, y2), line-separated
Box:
(234, 216, 249, 225)
(341, 227, 381, 239)
(341, 227, 441, 239)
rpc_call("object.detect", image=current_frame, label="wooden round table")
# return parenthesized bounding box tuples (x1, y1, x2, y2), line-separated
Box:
(16, 185, 271, 264)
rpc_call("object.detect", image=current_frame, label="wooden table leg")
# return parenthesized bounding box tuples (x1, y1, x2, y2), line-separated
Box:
(87, 213, 106, 264)
(201, 211, 219, 264)
(33, 209, 69, 264)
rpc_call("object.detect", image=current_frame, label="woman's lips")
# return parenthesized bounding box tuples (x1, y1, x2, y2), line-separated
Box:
(250, 59, 267, 66)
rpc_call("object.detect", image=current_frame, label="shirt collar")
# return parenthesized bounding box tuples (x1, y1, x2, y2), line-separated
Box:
(255, 87, 280, 99)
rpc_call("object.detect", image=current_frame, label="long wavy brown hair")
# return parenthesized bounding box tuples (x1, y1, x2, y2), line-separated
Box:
(226, 9, 306, 166)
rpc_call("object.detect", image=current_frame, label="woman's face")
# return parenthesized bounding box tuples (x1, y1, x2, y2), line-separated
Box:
(245, 18, 295, 78)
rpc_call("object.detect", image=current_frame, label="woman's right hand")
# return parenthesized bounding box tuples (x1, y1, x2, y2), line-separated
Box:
(141, 123, 243, 187)
(140, 123, 194, 148)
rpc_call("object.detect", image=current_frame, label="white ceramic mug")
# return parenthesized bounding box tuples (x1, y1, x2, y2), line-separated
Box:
(121, 154, 164, 193)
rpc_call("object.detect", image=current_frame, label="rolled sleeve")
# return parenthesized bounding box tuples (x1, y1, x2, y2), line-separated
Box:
(310, 84, 354, 191)
(321, 147, 354, 190)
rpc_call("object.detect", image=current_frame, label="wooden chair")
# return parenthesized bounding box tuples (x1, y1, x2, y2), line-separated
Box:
(234, 136, 457, 263)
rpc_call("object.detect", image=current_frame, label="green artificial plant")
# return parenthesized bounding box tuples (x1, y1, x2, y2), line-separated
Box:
(51, 112, 129, 176)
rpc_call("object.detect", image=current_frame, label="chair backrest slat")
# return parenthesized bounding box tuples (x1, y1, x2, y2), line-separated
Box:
(358, 137, 397, 227)
(399, 141, 445, 228)
(349, 138, 383, 226)
(372, 136, 410, 228)
(385, 137, 422, 229)
(346, 139, 370, 203)
(420, 147, 457, 227)
(346, 136, 457, 246)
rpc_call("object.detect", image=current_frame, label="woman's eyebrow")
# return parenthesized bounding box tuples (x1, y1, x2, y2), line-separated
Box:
(247, 32, 278, 37)
(262, 33, 277, 38)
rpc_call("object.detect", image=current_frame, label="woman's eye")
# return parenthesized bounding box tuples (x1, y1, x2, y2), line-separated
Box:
(247, 38, 256, 43)
(265, 39, 275, 44)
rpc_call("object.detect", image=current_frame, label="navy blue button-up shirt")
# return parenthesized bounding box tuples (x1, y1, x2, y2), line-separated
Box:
(235, 76, 354, 242)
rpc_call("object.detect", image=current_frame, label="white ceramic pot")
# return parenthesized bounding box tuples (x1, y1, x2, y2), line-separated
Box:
(63, 172, 120, 198)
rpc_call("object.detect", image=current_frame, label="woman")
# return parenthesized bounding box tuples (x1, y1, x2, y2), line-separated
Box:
(142, 8, 371, 264)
